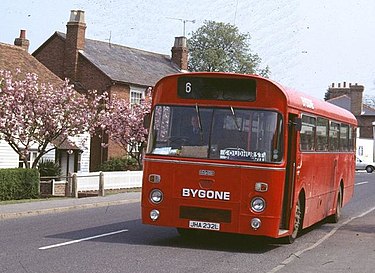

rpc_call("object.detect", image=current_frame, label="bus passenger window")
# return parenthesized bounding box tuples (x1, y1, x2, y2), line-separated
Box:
(300, 115, 316, 151)
(316, 117, 328, 151)
(339, 124, 349, 151)
(329, 122, 340, 151)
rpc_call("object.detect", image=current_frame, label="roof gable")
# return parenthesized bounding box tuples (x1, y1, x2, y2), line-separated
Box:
(1, 42, 63, 86)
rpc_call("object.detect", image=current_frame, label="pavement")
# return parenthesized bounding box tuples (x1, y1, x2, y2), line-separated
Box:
(273, 208, 375, 273)
(0, 191, 141, 220)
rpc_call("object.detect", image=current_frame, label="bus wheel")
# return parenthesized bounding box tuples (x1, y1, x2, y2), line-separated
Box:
(328, 186, 342, 223)
(283, 197, 303, 244)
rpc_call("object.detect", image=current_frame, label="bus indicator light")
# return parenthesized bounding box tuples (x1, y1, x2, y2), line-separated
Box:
(150, 209, 160, 221)
(149, 174, 161, 183)
(251, 218, 261, 230)
(255, 182, 268, 192)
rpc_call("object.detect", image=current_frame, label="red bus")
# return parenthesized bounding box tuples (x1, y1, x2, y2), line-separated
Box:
(141, 72, 357, 243)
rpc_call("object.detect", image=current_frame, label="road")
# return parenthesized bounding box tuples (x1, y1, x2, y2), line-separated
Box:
(0, 173, 374, 273)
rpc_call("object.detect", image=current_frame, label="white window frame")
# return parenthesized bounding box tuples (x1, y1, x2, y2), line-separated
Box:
(19, 150, 38, 168)
(130, 86, 145, 107)
(128, 86, 146, 153)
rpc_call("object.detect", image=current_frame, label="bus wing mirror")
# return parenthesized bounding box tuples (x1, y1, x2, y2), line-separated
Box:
(143, 113, 151, 129)
(293, 117, 302, 131)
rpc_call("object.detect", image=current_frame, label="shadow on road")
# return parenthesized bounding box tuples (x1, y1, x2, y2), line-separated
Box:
(44, 218, 282, 253)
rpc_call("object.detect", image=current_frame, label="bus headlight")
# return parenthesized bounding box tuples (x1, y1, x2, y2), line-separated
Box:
(150, 189, 163, 204)
(251, 197, 266, 212)
(150, 209, 160, 221)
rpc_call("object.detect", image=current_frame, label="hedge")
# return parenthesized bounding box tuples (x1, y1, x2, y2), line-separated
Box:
(0, 168, 40, 201)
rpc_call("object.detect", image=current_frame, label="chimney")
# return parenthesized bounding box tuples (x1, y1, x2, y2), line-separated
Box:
(14, 29, 30, 52)
(349, 83, 364, 116)
(64, 10, 86, 81)
(171, 36, 188, 71)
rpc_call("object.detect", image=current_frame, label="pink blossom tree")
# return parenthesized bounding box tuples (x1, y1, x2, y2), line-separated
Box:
(102, 88, 152, 169)
(0, 70, 107, 168)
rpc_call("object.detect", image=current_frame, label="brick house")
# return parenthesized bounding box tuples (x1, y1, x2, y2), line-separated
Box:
(0, 31, 83, 174)
(326, 82, 375, 161)
(33, 10, 188, 171)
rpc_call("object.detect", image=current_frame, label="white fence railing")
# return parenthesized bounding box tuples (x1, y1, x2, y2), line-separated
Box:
(76, 171, 143, 192)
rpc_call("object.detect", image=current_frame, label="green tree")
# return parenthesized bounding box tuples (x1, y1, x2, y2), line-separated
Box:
(188, 21, 270, 77)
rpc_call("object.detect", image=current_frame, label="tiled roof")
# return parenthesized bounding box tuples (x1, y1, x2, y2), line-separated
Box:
(327, 95, 351, 112)
(56, 32, 180, 86)
(0, 42, 63, 86)
(327, 94, 375, 116)
(52, 135, 81, 151)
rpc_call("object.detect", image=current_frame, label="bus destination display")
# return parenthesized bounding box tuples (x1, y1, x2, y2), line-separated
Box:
(177, 76, 256, 101)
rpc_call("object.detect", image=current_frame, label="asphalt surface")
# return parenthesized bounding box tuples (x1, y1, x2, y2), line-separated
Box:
(0, 191, 141, 220)
(0, 190, 374, 273)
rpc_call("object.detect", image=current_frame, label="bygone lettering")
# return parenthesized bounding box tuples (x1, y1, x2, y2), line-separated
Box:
(182, 188, 230, 201)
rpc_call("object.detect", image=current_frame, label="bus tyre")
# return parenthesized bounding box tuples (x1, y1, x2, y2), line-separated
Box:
(283, 197, 303, 244)
(328, 186, 342, 223)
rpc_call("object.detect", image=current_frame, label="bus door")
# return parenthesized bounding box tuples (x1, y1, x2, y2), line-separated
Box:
(280, 114, 300, 229)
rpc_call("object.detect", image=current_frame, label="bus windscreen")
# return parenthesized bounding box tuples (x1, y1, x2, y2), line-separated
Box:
(177, 76, 256, 101)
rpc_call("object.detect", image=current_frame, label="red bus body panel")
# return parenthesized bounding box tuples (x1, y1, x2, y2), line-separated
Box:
(142, 72, 357, 238)
(142, 158, 286, 237)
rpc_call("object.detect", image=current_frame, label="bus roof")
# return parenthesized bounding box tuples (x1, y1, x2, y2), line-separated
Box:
(265, 76, 358, 125)
(154, 72, 358, 126)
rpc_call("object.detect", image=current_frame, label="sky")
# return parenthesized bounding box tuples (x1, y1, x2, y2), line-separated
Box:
(2, 0, 375, 100)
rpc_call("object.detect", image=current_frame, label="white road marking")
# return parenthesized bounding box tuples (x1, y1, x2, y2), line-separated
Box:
(355, 181, 369, 186)
(39, 229, 128, 250)
(266, 206, 375, 273)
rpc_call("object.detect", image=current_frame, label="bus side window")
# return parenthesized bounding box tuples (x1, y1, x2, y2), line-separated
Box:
(339, 124, 349, 151)
(329, 122, 340, 151)
(300, 115, 316, 151)
(316, 117, 328, 151)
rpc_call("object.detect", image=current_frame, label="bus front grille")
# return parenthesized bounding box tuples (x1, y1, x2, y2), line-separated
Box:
(179, 206, 231, 223)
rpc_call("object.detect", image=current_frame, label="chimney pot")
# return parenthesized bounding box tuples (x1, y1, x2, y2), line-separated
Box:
(14, 29, 30, 52)
(69, 10, 85, 24)
(174, 36, 187, 47)
(171, 36, 188, 71)
(20, 29, 26, 39)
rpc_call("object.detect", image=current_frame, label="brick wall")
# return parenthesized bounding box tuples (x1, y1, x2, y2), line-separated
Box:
(33, 36, 66, 79)
(77, 56, 111, 91)
(327, 82, 364, 116)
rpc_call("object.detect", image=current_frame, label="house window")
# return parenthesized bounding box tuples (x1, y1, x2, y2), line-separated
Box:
(18, 151, 38, 168)
(358, 146, 364, 156)
(130, 87, 145, 106)
(128, 87, 146, 154)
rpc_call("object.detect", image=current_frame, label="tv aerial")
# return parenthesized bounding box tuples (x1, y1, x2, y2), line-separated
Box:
(167, 17, 196, 36)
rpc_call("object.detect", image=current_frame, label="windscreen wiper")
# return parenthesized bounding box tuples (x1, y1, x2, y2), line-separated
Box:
(230, 106, 241, 131)
(195, 103, 204, 142)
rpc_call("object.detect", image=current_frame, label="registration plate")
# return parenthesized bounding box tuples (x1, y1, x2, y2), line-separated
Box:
(188, 220, 220, 231)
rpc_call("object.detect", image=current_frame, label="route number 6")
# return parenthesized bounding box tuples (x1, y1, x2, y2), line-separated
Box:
(185, 82, 192, 93)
